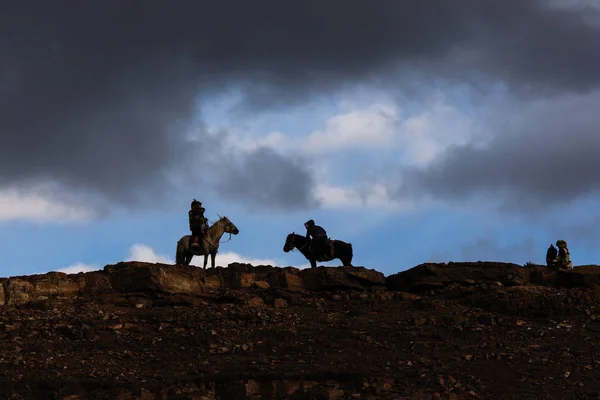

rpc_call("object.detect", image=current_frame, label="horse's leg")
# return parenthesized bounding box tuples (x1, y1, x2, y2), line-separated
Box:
(210, 252, 216, 269)
(203, 253, 208, 270)
(310, 259, 317, 269)
(175, 242, 184, 265)
(342, 243, 353, 266)
(340, 255, 352, 266)
(185, 252, 193, 266)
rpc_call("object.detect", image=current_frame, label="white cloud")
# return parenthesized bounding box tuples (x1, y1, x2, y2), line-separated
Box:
(398, 97, 487, 166)
(53, 243, 311, 276)
(230, 96, 483, 170)
(56, 262, 101, 274)
(124, 243, 310, 269)
(314, 182, 420, 212)
(126, 243, 172, 264)
(227, 103, 400, 156)
(0, 187, 93, 223)
(303, 104, 399, 154)
(189, 251, 278, 268)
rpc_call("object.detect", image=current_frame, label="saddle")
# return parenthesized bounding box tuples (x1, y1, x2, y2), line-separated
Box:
(310, 238, 335, 261)
(190, 235, 204, 256)
(190, 222, 209, 247)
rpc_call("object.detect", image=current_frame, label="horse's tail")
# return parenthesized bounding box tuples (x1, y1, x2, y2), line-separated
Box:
(346, 242, 353, 263)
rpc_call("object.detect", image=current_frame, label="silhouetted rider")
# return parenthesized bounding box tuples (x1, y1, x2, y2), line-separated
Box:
(189, 199, 206, 248)
(304, 219, 334, 258)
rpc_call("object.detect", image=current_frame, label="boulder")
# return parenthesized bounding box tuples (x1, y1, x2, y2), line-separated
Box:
(386, 262, 529, 293)
(225, 269, 256, 289)
(223, 263, 271, 281)
(211, 263, 256, 289)
(253, 281, 271, 289)
(104, 262, 205, 295)
(32, 272, 81, 297)
(299, 266, 386, 291)
(205, 264, 278, 289)
(6, 278, 35, 305)
(1, 272, 83, 306)
(269, 271, 306, 293)
(82, 272, 113, 294)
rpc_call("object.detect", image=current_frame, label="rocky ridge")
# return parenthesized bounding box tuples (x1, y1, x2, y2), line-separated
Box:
(1, 261, 600, 399)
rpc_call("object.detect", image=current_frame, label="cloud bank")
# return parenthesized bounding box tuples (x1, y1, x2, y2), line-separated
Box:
(55, 243, 310, 274)
(1, 0, 599, 217)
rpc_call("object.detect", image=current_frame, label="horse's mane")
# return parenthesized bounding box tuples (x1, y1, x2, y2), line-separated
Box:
(207, 215, 229, 225)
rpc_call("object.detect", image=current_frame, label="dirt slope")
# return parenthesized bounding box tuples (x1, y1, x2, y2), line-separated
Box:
(1, 262, 600, 399)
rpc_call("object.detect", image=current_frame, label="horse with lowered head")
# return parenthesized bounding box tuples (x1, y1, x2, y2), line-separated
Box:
(175, 215, 239, 269)
(283, 232, 353, 269)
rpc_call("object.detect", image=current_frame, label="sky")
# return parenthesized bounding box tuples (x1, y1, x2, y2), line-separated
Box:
(2, 0, 600, 278)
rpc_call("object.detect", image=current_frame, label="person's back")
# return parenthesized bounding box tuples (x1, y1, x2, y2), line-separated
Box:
(309, 225, 327, 240)
(554, 240, 573, 270)
(304, 219, 326, 238)
(304, 219, 333, 258)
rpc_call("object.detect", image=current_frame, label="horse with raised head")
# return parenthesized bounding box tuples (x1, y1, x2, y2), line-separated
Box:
(175, 216, 239, 269)
(282, 232, 353, 269)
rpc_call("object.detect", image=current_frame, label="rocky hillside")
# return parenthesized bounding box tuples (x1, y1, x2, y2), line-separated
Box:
(2, 261, 600, 399)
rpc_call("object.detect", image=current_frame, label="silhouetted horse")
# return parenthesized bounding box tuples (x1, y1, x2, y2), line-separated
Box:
(175, 216, 239, 268)
(283, 232, 353, 269)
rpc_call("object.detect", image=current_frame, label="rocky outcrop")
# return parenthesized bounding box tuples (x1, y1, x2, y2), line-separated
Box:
(386, 262, 529, 292)
(4, 261, 600, 307)
(387, 262, 600, 293)
(299, 265, 386, 291)
(0, 263, 386, 307)
(0, 272, 84, 306)
(105, 262, 207, 295)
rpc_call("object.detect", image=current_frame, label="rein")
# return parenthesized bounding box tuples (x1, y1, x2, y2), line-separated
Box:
(197, 218, 235, 246)
(220, 232, 232, 243)
(288, 235, 308, 252)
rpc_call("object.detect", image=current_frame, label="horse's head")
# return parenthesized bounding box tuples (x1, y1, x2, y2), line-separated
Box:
(219, 215, 239, 235)
(283, 232, 297, 253)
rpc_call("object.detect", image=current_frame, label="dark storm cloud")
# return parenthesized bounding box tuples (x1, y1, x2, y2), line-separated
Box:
(1, 0, 598, 211)
(213, 147, 318, 212)
(395, 91, 600, 212)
